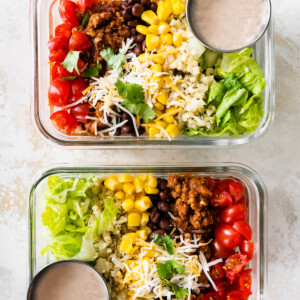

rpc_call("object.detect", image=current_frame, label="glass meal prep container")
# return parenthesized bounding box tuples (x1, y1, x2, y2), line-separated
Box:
(30, 0, 275, 149)
(28, 162, 268, 299)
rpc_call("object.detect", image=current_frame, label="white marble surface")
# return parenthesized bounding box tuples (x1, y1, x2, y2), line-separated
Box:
(0, 0, 299, 299)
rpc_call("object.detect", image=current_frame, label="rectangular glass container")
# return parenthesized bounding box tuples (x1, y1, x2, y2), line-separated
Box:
(28, 163, 268, 299)
(30, 0, 275, 149)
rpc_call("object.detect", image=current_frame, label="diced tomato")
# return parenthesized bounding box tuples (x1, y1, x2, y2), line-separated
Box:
(48, 81, 70, 107)
(211, 190, 233, 207)
(48, 36, 69, 54)
(50, 110, 79, 135)
(70, 103, 90, 123)
(220, 204, 248, 224)
(238, 269, 252, 294)
(215, 281, 227, 297)
(229, 182, 245, 203)
(237, 196, 246, 205)
(55, 22, 73, 39)
(211, 262, 225, 282)
(68, 79, 89, 102)
(72, 58, 87, 76)
(78, 0, 94, 11)
(240, 240, 254, 259)
(205, 177, 216, 191)
(233, 220, 252, 241)
(52, 63, 73, 81)
(211, 240, 235, 259)
(201, 292, 222, 300)
(226, 290, 251, 300)
(224, 254, 250, 281)
(58, 0, 79, 27)
(215, 224, 242, 250)
(216, 179, 235, 192)
(49, 49, 67, 63)
(69, 31, 91, 52)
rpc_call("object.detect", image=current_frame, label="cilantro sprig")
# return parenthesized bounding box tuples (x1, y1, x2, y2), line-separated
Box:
(100, 47, 126, 70)
(115, 80, 156, 123)
(156, 259, 185, 280)
(153, 234, 174, 255)
(162, 280, 188, 300)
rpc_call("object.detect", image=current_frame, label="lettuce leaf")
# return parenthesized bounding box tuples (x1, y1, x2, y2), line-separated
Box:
(238, 73, 266, 95)
(207, 82, 227, 104)
(224, 73, 243, 91)
(98, 197, 119, 235)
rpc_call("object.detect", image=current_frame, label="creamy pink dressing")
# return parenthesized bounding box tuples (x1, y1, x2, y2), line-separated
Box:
(31, 262, 109, 300)
(189, 0, 265, 51)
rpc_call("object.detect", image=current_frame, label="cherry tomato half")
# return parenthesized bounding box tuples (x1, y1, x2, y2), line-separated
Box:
(48, 80, 70, 107)
(226, 290, 251, 300)
(201, 292, 222, 300)
(70, 103, 90, 123)
(216, 179, 235, 192)
(215, 224, 242, 250)
(52, 63, 73, 81)
(50, 110, 79, 135)
(205, 177, 216, 191)
(211, 190, 233, 207)
(229, 182, 245, 203)
(224, 254, 250, 281)
(240, 240, 254, 259)
(69, 31, 91, 52)
(211, 262, 225, 282)
(68, 79, 89, 103)
(49, 49, 67, 63)
(48, 36, 69, 54)
(55, 22, 73, 39)
(215, 281, 226, 296)
(211, 240, 235, 259)
(237, 196, 246, 205)
(78, 0, 94, 11)
(238, 269, 252, 294)
(220, 204, 248, 224)
(233, 220, 252, 241)
(59, 0, 79, 27)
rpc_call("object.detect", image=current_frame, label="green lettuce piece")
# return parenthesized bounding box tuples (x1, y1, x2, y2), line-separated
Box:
(224, 73, 243, 91)
(207, 82, 227, 103)
(98, 197, 119, 235)
(216, 88, 248, 125)
(238, 73, 266, 95)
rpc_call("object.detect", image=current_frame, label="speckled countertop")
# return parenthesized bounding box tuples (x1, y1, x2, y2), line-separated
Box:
(0, 0, 299, 299)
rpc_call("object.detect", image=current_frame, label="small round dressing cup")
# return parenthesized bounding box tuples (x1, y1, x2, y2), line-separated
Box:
(186, 0, 271, 53)
(27, 260, 110, 300)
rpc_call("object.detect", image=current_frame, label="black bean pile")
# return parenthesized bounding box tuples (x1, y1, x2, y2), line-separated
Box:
(120, 0, 158, 56)
(115, 111, 146, 136)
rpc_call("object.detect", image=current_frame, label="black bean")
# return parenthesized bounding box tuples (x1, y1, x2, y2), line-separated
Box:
(131, 28, 138, 36)
(132, 3, 145, 17)
(171, 232, 179, 240)
(148, 221, 158, 231)
(150, 2, 158, 12)
(157, 178, 167, 188)
(121, 124, 133, 134)
(133, 44, 142, 56)
(128, 0, 136, 5)
(121, 2, 129, 9)
(136, 33, 145, 43)
(122, 112, 130, 121)
(159, 191, 169, 202)
(138, 126, 146, 135)
(157, 201, 170, 212)
(142, 40, 147, 52)
(115, 127, 122, 136)
(159, 218, 172, 230)
(148, 194, 160, 203)
(150, 207, 160, 224)
(149, 229, 167, 240)
(141, 0, 150, 6)
(128, 19, 139, 27)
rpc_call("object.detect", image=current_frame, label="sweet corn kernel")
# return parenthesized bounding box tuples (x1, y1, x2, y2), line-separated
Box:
(122, 199, 135, 211)
(146, 34, 160, 51)
(147, 175, 158, 188)
(157, 91, 167, 105)
(173, 32, 183, 47)
(136, 25, 149, 35)
(134, 177, 144, 193)
(166, 124, 179, 137)
(141, 226, 152, 235)
(119, 238, 134, 254)
(104, 176, 119, 191)
(172, 0, 185, 15)
(150, 64, 162, 73)
(148, 24, 159, 34)
(166, 107, 178, 114)
(135, 196, 153, 212)
(128, 213, 141, 227)
(154, 102, 164, 110)
(150, 76, 164, 88)
(152, 55, 165, 64)
(123, 182, 135, 195)
(128, 207, 142, 214)
(123, 232, 139, 243)
(141, 10, 158, 25)
(154, 108, 163, 117)
(155, 120, 167, 128)
(160, 33, 173, 45)
(138, 175, 148, 182)
(118, 174, 134, 183)
(145, 186, 159, 194)
(158, 21, 171, 34)
(143, 249, 157, 257)
(157, 0, 172, 21)
(149, 127, 160, 137)
(124, 260, 135, 267)
(115, 191, 125, 199)
(163, 115, 174, 123)
(141, 212, 150, 226)
(136, 230, 148, 240)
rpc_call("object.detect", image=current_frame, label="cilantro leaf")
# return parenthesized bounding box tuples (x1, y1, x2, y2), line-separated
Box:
(100, 47, 126, 70)
(81, 12, 90, 27)
(81, 66, 99, 78)
(61, 76, 77, 81)
(162, 280, 188, 300)
(61, 51, 81, 75)
(134, 103, 156, 123)
(153, 234, 174, 255)
(157, 260, 185, 279)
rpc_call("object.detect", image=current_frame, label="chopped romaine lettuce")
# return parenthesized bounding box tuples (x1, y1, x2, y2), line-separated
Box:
(224, 73, 243, 91)
(207, 82, 227, 103)
(238, 73, 266, 95)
